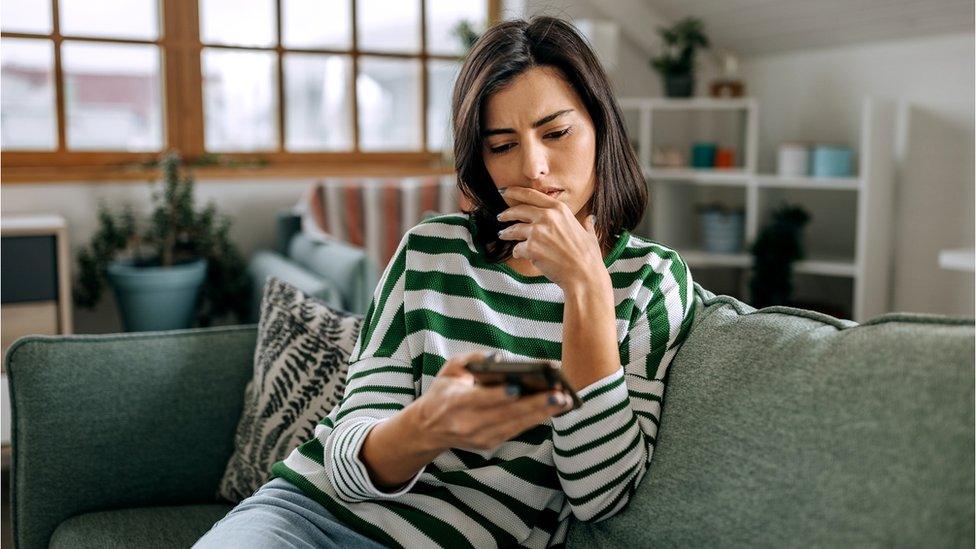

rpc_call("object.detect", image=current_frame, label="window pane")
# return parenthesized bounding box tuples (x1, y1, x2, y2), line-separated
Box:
(357, 0, 420, 53)
(426, 0, 486, 56)
(284, 53, 353, 151)
(60, 0, 159, 40)
(203, 48, 277, 151)
(1, 0, 51, 34)
(427, 59, 459, 151)
(283, 0, 350, 49)
(357, 56, 421, 151)
(61, 41, 163, 151)
(200, 0, 275, 47)
(0, 38, 56, 150)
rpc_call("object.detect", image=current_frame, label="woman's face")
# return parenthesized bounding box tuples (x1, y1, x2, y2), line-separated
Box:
(481, 66, 597, 222)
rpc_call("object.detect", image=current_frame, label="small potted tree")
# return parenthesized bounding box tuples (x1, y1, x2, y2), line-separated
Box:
(650, 17, 710, 98)
(74, 151, 251, 331)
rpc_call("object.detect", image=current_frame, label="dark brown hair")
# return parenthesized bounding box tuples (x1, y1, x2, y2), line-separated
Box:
(452, 16, 647, 263)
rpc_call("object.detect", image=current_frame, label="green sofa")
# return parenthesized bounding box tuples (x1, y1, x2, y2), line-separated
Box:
(6, 283, 973, 548)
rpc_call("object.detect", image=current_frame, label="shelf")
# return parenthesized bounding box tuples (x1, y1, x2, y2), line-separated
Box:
(681, 250, 751, 268)
(793, 258, 857, 277)
(681, 249, 857, 278)
(938, 249, 975, 272)
(619, 97, 756, 111)
(643, 167, 751, 185)
(755, 174, 862, 191)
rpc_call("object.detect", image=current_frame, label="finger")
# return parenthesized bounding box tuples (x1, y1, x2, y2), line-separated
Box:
(478, 389, 567, 424)
(439, 351, 492, 378)
(497, 222, 531, 242)
(497, 203, 546, 224)
(475, 391, 570, 444)
(459, 382, 523, 408)
(498, 186, 560, 209)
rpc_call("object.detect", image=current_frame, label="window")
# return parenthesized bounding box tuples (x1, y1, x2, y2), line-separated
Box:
(0, 0, 496, 181)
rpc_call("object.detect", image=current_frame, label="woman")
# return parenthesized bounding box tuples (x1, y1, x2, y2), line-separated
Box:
(195, 15, 695, 549)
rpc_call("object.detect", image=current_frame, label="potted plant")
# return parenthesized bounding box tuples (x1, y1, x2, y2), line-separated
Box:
(748, 203, 811, 308)
(74, 151, 251, 332)
(650, 17, 710, 98)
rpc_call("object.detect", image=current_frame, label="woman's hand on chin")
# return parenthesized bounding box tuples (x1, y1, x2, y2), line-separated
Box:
(496, 186, 606, 291)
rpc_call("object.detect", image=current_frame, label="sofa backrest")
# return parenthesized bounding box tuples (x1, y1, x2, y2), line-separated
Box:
(568, 283, 975, 547)
(5, 326, 258, 549)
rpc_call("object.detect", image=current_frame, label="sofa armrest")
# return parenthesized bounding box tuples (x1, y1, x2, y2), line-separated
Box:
(287, 233, 378, 315)
(5, 325, 257, 549)
(247, 250, 345, 322)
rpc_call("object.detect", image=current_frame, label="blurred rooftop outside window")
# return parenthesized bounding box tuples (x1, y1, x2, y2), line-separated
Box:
(0, 0, 487, 160)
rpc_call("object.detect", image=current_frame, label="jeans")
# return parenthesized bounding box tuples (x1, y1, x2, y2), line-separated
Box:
(193, 477, 389, 549)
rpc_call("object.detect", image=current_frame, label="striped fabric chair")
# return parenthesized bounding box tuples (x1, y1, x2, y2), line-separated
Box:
(301, 175, 473, 269)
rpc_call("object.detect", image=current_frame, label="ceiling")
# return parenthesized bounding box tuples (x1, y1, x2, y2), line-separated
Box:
(641, 0, 975, 55)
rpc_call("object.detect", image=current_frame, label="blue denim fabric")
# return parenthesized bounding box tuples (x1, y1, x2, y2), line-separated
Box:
(193, 478, 388, 549)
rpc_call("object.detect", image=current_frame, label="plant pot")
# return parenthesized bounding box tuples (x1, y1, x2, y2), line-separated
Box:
(664, 73, 695, 98)
(698, 209, 744, 253)
(106, 258, 208, 332)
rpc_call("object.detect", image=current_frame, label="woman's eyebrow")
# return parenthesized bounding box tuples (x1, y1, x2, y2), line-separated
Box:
(481, 109, 574, 137)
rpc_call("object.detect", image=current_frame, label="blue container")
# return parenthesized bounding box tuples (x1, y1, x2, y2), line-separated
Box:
(107, 258, 208, 332)
(691, 142, 718, 168)
(699, 210, 744, 253)
(811, 145, 854, 177)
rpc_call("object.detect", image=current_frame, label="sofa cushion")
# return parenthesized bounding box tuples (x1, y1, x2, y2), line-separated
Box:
(49, 504, 233, 549)
(217, 277, 363, 503)
(568, 283, 975, 547)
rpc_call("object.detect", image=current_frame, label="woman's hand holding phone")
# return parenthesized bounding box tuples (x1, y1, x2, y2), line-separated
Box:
(410, 351, 573, 452)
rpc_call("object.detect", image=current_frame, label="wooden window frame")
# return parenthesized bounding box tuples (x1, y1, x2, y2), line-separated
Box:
(1, 0, 500, 183)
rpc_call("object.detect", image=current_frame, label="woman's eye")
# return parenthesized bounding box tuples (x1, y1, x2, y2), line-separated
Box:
(487, 127, 572, 155)
(489, 143, 515, 154)
(546, 127, 572, 140)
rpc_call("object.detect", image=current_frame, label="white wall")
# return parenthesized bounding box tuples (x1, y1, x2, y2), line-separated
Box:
(737, 32, 975, 317)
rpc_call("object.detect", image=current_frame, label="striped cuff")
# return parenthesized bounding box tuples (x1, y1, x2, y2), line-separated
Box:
(325, 417, 426, 503)
(552, 366, 628, 431)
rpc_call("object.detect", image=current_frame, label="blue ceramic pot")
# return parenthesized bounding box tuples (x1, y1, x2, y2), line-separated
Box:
(699, 210, 744, 253)
(106, 257, 208, 332)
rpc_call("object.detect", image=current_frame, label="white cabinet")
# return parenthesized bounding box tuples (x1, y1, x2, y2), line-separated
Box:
(619, 96, 895, 322)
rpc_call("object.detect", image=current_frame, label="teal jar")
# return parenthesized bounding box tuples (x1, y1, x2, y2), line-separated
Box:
(691, 142, 718, 168)
(811, 144, 854, 177)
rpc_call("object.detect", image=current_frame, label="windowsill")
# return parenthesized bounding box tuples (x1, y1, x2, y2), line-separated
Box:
(0, 161, 457, 184)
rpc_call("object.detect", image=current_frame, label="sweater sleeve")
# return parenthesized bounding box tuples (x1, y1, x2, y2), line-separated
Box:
(318, 232, 424, 503)
(550, 248, 696, 521)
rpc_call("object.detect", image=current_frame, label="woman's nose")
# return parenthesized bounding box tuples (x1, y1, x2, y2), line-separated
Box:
(520, 139, 549, 181)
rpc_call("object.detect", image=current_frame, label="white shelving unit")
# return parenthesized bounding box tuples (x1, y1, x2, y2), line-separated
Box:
(619, 96, 895, 322)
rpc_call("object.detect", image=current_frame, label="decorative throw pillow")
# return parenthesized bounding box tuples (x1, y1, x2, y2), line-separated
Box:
(217, 276, 363, 503)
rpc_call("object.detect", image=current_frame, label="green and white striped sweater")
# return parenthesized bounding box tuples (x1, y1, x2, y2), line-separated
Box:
(271, 212, 696, 548)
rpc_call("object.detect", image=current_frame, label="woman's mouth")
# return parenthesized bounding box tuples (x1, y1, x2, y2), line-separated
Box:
(545, 190, 564, 197)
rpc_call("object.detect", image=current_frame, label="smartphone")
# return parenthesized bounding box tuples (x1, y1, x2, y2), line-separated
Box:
(466, 356, 583, 410)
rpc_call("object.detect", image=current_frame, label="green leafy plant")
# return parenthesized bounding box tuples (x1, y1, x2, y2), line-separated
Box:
(748, 203, 811, 308)
(74, 151, 252, 326)
(452, 19, 482, 54)
(650, 17, 710, 76)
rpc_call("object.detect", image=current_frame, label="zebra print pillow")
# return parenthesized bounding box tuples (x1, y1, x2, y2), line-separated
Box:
(217, 276, 363, 503)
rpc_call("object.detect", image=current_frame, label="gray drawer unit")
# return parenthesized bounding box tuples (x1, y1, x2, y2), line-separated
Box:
(1, 234, 59, 303)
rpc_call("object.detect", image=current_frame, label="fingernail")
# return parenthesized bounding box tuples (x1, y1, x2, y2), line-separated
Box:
(506, 384, 520, 396)
(548, 394, 559, 406)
